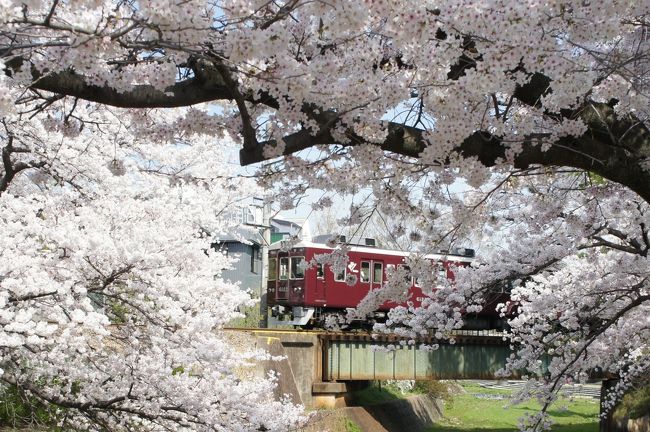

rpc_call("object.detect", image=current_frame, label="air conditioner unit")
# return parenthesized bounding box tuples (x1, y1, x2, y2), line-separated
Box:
(451, 247, 476, 257)
(463, 248, 476, 257)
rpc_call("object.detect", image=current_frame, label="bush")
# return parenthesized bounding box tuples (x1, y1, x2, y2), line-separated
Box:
(227, 304, 262, 328)
(614, 385, 650, 420)
(413, 380, 453, 406)
(0, 384, 60, 430)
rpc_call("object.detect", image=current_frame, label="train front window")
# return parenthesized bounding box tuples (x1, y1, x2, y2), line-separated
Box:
(269, 258, 277, 281)
(360, 261, 370, 283)
(372, 262, 383, 284)
(290, 256, 305, 280)
(317, 263, 324, 279)
(279, 257, 289, 280)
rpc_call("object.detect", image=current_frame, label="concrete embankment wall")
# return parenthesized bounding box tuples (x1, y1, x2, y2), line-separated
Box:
(256, 335, 304, 405)
(222, 331, 304, 406)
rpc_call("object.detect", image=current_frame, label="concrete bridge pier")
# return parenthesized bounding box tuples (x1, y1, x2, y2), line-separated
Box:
(312, 382, 348, 409)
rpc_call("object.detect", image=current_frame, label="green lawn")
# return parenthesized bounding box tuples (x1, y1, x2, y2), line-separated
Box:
(431, 383, 600, 432)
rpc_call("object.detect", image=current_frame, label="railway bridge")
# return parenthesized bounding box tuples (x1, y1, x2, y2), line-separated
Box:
(229, 328, 524, 409)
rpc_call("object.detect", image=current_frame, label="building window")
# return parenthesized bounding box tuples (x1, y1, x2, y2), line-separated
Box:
(373, 262, 383, 284)
(269, 258, 277, 281)
(360, 261, 370, 283)
(279, 257, 289, 280)
(290, 256, 305, 280)
(242, 207, 256, 225)
(250, 245, 261, 273)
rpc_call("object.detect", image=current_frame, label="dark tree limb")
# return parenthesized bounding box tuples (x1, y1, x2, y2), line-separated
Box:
(1, 133, 47, 195)
(240, 103, 650, 204)
(6, 52, 650, 203)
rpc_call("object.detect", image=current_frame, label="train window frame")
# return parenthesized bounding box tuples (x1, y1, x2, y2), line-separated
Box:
(360, 261, 371, 283)
(316, 263, 324, 279)
(334, 265, 346, 282)
(269, 258, 277, 281)
(372, 262, 383, 284)
(279, 257, 289, 280)
(290, 256, 305, 280)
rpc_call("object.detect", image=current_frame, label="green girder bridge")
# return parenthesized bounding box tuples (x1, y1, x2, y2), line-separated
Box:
(322, 331, 519, 382)
(234, 328, 534, 408)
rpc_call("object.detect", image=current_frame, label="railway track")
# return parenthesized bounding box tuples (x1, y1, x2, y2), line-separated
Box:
(223, 327, 508, 344)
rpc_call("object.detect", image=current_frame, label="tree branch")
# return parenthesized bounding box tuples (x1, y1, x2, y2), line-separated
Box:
(7, 47, 650, 203)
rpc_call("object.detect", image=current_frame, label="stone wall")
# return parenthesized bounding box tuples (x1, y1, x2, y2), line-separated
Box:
(628, 415, 650, 432)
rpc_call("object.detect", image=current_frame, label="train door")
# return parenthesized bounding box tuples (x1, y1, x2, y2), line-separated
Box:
(359, 259, 384, 292)
(313, 262, 326, 303)
(371, 260, 384, 289)
(277, 254, 289, 300)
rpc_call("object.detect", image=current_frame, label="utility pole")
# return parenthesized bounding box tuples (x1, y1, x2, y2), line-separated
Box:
(257, 198, 270, 328)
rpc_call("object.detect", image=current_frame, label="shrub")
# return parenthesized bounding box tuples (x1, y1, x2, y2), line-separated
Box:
(413, 380, 453, 406)
(0, 384, 60, 430)
(614, 385, 650, 420)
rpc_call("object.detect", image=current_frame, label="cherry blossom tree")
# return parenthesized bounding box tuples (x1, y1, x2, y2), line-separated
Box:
(1, 1, 649, 430)
(0, 95, 305, 430)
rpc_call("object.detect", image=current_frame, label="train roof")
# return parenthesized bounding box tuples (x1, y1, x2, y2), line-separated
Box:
(269, 238, 475, 263)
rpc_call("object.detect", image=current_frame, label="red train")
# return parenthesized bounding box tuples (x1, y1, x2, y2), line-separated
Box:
(266, 236, 507, 329)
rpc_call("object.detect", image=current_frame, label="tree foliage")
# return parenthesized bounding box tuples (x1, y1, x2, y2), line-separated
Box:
(0, 100, 304, 430)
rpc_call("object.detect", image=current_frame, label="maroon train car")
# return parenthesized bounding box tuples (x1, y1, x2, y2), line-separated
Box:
(266, 236, 502, 329)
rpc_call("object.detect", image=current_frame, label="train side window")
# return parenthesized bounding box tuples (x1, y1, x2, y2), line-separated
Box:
(396, 264, 412, 284)
(279, 257, 289, 280)
(360, 261, 370, 283)
(269, 258, 277, 281)
(372, 262, 383, 284)
(290, 256, 305, 280)
(316, 263, 324, 279)
(334, 266, 346, 282)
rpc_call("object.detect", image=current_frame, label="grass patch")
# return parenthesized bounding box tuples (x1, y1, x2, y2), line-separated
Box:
(342, 418, 362, 432)
(431, 382, 599, 432)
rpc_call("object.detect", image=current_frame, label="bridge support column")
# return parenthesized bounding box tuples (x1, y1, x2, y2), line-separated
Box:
(312, 382, 348, 409)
